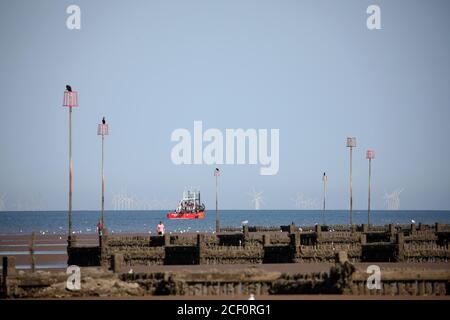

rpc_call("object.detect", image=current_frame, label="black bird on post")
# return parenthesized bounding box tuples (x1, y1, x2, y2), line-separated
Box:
(66, 85, 72, 92)
(102, 117, 106, 125)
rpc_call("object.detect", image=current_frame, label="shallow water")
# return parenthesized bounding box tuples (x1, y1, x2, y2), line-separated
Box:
(0, 250, 66, 255)
(0, 210, 449, 235)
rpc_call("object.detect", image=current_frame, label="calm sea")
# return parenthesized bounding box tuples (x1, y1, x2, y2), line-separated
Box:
(0, 210, 449, 235)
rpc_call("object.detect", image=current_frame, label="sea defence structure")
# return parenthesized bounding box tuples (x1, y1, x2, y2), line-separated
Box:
(1, 223, 449, 298)
(66, 222, 450, 267)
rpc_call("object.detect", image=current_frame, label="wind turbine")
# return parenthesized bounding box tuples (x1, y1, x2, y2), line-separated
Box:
(249, 189, 264, 210)
(112, 195, 117, 210)
(383, 188, 403, 210)
(112, 189, 137, 210)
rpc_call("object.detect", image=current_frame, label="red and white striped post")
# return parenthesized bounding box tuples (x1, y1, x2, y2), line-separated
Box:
(63, 89, 78, 240)
(97, 119, 109, 229)
(366, 149, 375, 226)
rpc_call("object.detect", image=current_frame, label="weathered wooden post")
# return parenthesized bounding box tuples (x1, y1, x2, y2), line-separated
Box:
(262, 234, 270, 246)
(111, 254, 124, 273)
(388, 224, 396, 242)
(288, 222, 296, 234)
(99, 230, 109, 266)
(29, 232, 36, 272)
(289, 232, 301, 262)
(197, 233, 205, 264)
(360, 233, 367, 245)
(2, 256, 16, 297)
(396, 232, 405, 261)
(164, 234, 171, 247)
(389, 224, 395, 234)
(362, 224, 368, 233)
(315, 224, 322, 242)
(243, 225, 249, 244)
(410, 223, 416, 234)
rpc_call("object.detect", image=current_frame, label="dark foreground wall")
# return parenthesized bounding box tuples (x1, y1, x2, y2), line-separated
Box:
(2, 253, 449, 298)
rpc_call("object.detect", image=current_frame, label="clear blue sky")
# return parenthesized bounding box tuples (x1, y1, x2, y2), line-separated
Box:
(1, 0, 449, 210)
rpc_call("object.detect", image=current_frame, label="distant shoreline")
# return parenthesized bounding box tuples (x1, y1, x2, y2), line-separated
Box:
(1, 209, 449, 213)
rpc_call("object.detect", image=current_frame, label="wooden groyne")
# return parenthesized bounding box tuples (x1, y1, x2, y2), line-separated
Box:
(65, 223, 450, 268)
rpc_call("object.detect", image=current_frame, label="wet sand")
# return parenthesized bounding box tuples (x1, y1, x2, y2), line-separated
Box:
(0, 234, 97, 270)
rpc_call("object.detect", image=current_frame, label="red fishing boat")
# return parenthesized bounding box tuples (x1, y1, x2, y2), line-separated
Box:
(167, 190, 205, 219)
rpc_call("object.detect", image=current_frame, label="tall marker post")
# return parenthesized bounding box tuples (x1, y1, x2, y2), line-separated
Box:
(366, 149, 375, 226)
(98, 118, 109, 228)
(346, 137, 356, 226)
(63, 88, 78, 242)
(322, 172, 327, 225)
(214, 168, 220, 233)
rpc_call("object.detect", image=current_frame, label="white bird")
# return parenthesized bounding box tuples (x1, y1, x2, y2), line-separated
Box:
(411, 219, 416, 224)
(128, 268, 134, 274)
(248, 293, 255, 300)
